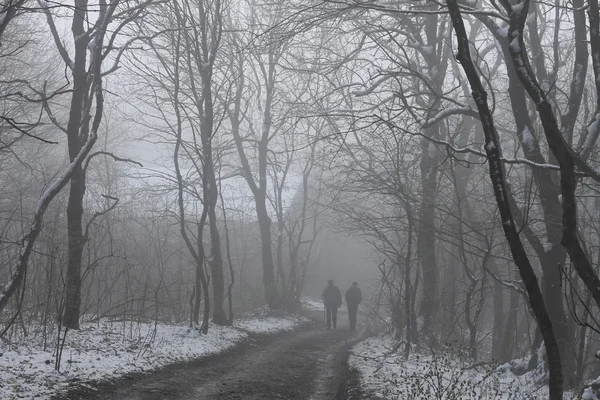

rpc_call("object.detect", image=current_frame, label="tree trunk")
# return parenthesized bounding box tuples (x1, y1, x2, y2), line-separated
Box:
(447, 3, 563, 396)
(576, 289, 592, 386)
(276, 228, 286, 299)
(491, 263, 505, 361)
(228, 42, 280, 311)
(207, 200, 227, 325)
(415, 8, 447, 344)
(193, 215, 209, 329)
(201, 55, 227, 325)
(256, 197, 279, 308)
(501, 270, 520, 363)
(417, 137, 438, 341)
(62, 1, 90, 330)
(63, 166, 85, 330)
(403, 208, 414, 358)
(475, 10, 575, 382)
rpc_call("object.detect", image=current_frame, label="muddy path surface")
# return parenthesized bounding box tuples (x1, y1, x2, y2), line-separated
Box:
(57, 309, 366, 400)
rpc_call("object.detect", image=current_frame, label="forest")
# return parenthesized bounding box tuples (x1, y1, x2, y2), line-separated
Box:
(1, 0, 600, 398)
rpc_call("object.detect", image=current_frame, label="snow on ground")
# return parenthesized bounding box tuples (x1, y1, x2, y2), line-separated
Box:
(0, 313, 310, 399)
(349, 335, 579, 399)
(301, 296, 324, 312)
(235, 314, 310, 334)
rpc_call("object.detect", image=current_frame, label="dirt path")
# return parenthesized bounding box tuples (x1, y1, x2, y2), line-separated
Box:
(57, 310, 365, 400)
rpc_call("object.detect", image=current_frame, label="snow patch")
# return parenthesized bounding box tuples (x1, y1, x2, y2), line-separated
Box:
(526, 11, 535, 25)
(512, 2, 524, 13)
(301, 296, 324, 312)
(421, 45, 434, 56)
(521, 126, 534, 151)
(582, 386, 599, 400)
(496, 25, 509, 39)
(416, 316, 424, 332)
(348, 336, 564, 399)
(0, 314, 309, 399)
(509, 36, 521, 52)
(584, 114, 600, 155)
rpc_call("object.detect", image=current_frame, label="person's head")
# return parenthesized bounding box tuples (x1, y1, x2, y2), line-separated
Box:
(352, 281, 358, 287)
(328, 279, 334, 286)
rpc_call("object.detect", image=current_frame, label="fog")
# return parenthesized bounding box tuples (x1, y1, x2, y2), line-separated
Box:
(2, 0, 600, 398)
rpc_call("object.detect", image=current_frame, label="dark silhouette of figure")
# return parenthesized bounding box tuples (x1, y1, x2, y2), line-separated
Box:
(345, 282, 362, 332)
(322, 279, 342, 329)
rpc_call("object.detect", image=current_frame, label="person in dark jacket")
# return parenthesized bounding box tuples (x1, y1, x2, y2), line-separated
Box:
(345, 282, 362, 332)
(322, 279, 342, 329)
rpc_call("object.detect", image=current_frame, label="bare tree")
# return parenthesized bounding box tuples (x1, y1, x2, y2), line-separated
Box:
(174, 0, 229, 325)
(36, 0, 156, 330)
(447, 0, 563, 396)
(227, 3, 292, 309)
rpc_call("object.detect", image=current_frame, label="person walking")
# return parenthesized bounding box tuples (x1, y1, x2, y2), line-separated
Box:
(345, 282, 362, 332)
(322, 279, 342, 330)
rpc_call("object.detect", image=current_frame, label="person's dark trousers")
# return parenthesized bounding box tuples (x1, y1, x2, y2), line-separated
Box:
(326, 306, 338, 329)
(348, 303, 358, 331)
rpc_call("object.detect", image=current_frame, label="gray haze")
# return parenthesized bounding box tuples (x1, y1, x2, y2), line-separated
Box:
(2, 0, 600, 398)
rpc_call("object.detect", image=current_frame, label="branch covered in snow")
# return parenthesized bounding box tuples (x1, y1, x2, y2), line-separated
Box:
(83, 150, 143, 172)
(483, 264, 525, 295)
(580, 113, 600, 161)
(502, 0, 600, 318)
(421, 105, 479, 128)
(376, 115, 568, 172)
(344, 0, 509, 22)
(447, 1, 564, 397)
(352, 74, 395, 97)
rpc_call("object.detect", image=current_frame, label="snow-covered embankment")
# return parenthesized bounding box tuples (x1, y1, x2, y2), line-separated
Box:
(0, 313, 310, 399)
(348, 335, 582, 399)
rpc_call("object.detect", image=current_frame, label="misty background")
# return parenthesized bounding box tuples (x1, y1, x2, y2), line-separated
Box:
(3, 0, 600, 397)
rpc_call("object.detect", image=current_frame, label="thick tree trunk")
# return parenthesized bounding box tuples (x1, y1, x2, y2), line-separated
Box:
(576, 289, 592, 386)
(473, 10, 575, 382)
(287, 247, 298, 309)
(403, 209, 414, 358)
(417, 137, 438, 341)
(207, 203, 227, 325)
(491, 263, 505, 361)
(193, 262, 202, 325)
(62, 1, 90, 330)
(276, 229, 286, 299)
(204, 176, 226, 325)
(414, 8, 448, 344)
(202, 62, 227, 326)
(505, 59, 574, 384)
(501, 271, 520, 363)
(541, 246, 573, 383)
(256, 198, 279, 308)
(63, 167, 85, 330)
(501, 0, 600, 388)
(193, 215, 209, 329)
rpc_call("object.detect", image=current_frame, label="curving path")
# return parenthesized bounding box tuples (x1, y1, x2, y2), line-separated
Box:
(57, 309, 365, 400)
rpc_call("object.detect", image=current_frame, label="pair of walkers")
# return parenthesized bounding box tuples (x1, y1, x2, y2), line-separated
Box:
(321, 280, 362, 331)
